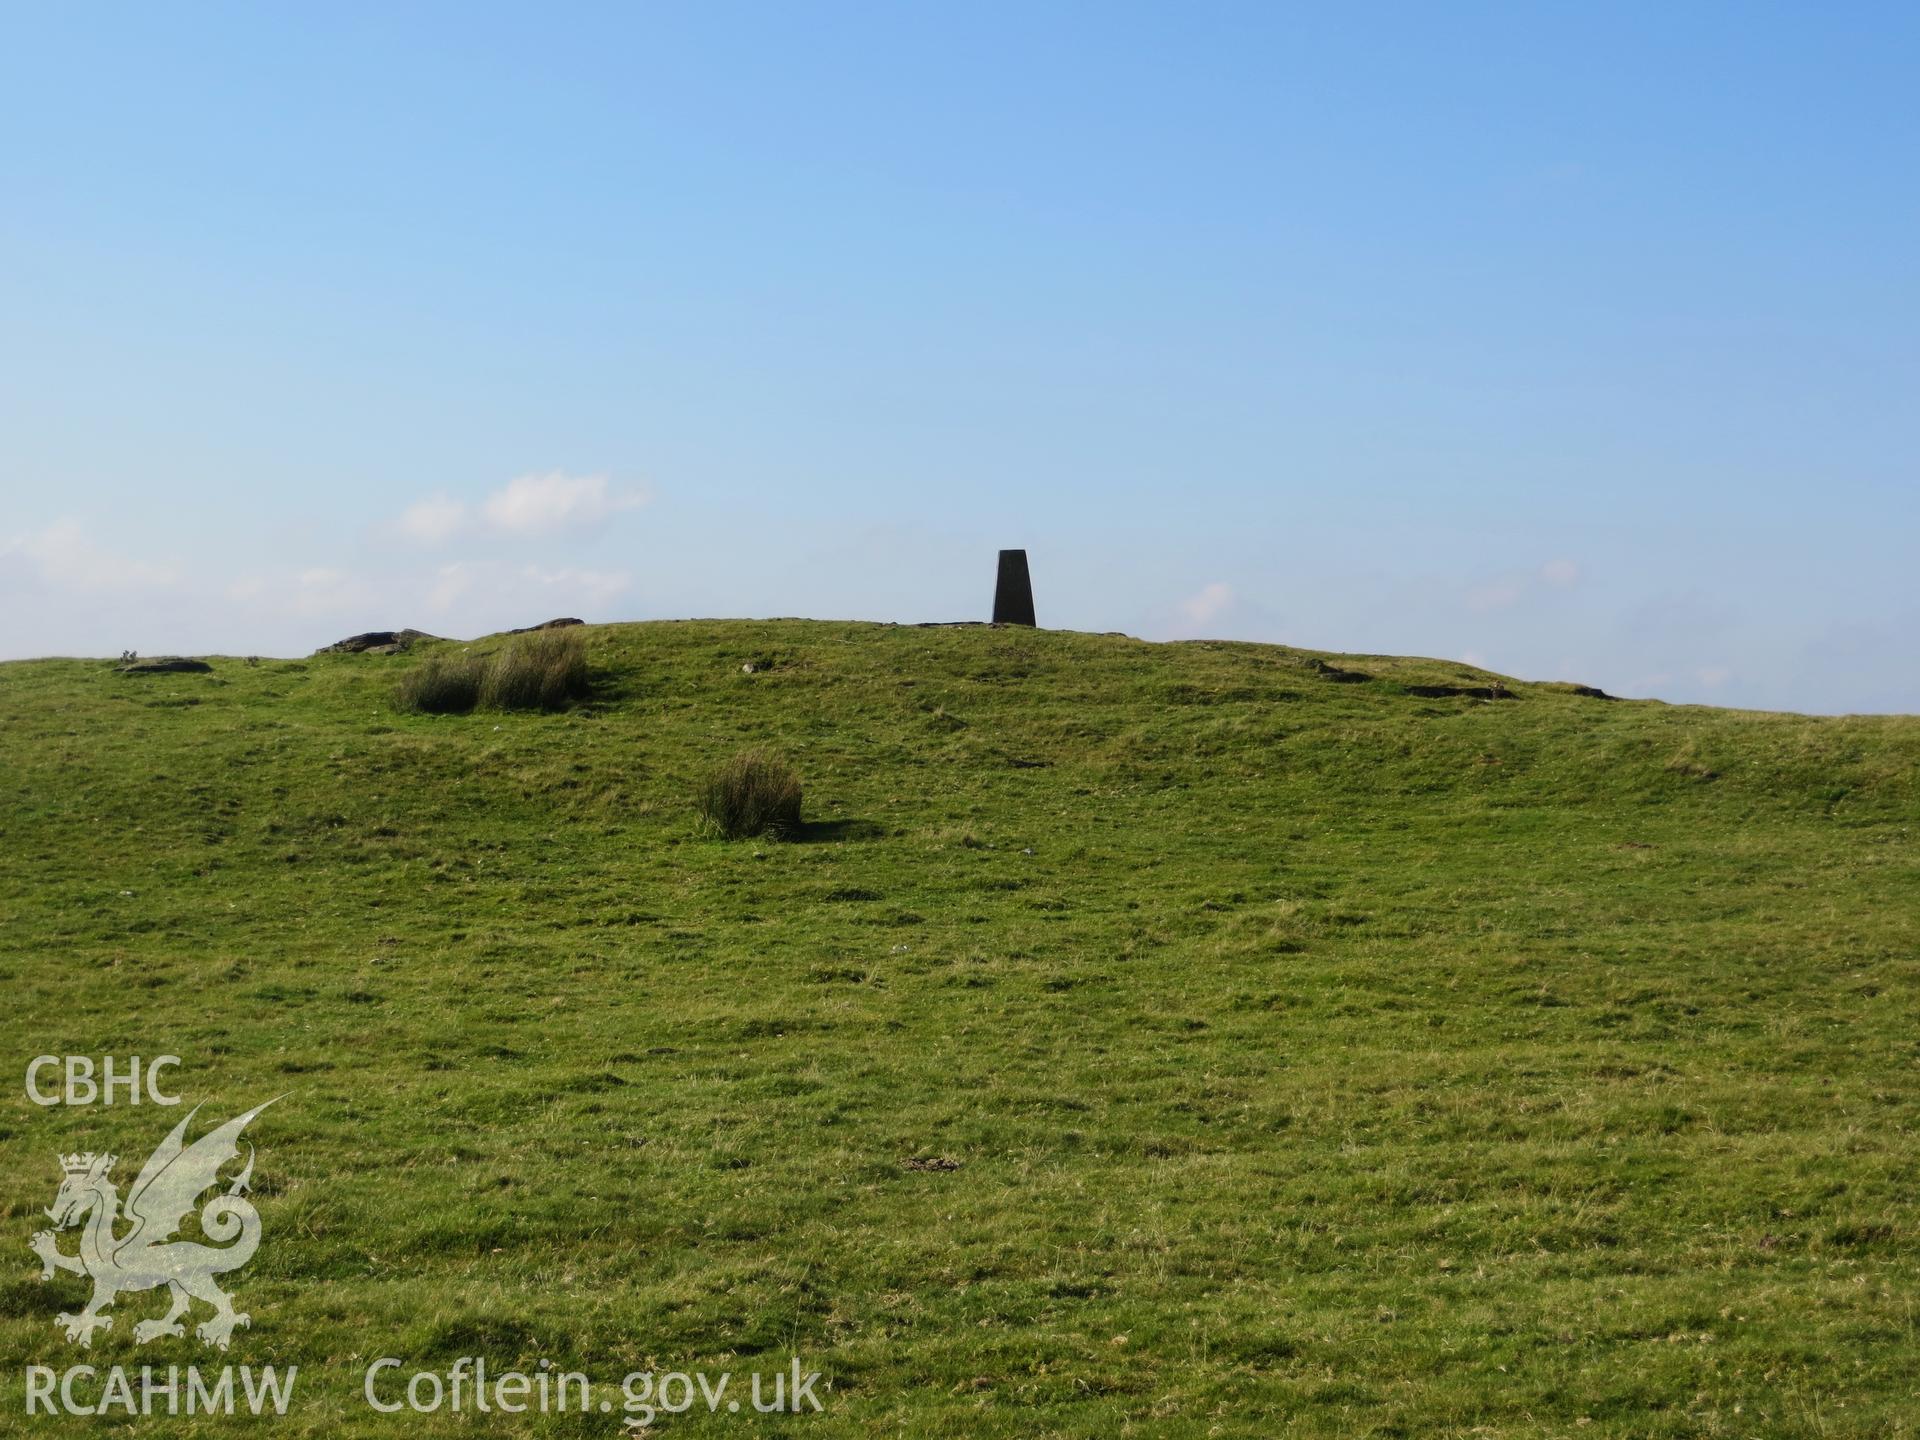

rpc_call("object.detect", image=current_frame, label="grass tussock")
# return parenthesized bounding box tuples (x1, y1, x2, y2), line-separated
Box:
(698, 748, 803, 839)
(395, 631, 589, 715)
(478, 631, 590, 712)
(394, 655, 485, 714)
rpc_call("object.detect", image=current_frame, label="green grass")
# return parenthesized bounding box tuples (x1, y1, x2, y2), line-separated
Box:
(2, 620, 1916, 1436)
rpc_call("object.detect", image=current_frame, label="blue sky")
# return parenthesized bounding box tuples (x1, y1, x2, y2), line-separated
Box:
(2, 3, 1915, 712)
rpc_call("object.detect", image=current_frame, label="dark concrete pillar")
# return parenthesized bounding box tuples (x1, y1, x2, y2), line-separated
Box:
(992, 549, 1035, 626)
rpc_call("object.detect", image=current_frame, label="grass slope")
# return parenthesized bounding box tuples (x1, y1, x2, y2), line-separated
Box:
(2, 621, 1917, 1437)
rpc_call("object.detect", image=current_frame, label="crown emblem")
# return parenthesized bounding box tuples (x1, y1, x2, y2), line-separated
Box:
(60, 1152, 112, 1175)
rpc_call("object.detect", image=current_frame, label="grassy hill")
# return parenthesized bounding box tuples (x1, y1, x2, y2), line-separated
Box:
(3, 620, 1916, 1437)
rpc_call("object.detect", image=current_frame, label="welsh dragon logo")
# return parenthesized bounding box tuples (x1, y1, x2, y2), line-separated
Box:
(30, 1100, 276, 1350)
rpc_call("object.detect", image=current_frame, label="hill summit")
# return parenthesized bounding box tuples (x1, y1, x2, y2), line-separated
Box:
(4, 620, 1916, 1435)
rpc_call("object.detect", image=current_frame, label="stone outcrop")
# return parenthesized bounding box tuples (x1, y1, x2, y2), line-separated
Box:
(117, 657, 213, 674)
(314, 629, 437, 655)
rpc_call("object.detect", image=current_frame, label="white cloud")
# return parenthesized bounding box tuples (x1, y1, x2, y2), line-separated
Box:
(388, 472, 649, 545)
(289, 567, 374, 618)
(1149, 578, 1281, 641)
(396, 494, 468, 545)
(1696, 665, 1732, 688)
(427, 563, 479, 614)
(1178, 581, 1234, 625)
(422, 561, 630, 619)
(522, 565, 632, 607)
(1465, 580, 1523, 613)
(481, 471, 648, 535)
(1, 520, 178, 591)
(1466, 558, 1581, 613)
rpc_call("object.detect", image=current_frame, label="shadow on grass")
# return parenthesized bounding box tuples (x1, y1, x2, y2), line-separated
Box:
(790, 818, 887, 844)
(581, 671, 648, 708)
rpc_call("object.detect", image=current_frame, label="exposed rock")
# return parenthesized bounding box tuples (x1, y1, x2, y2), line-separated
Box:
(504, 617, 584, 635)
(1404, 682, 1515, 701)
(1305, 658, 1370, 684)
(315, 629, 437, 656)
(117, 657, 212, 674)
